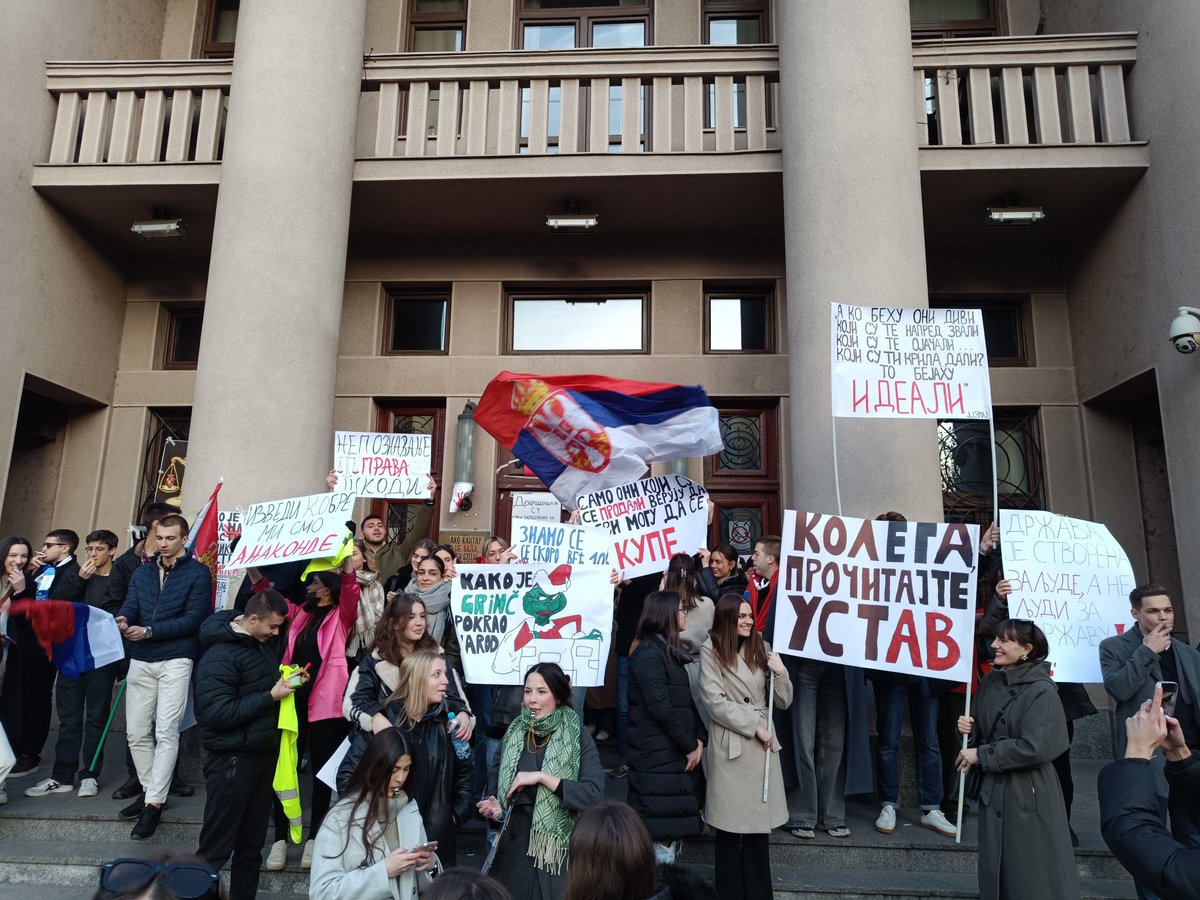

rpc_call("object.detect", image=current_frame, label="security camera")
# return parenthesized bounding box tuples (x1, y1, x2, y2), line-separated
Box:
(1169, 307, 1200, 354)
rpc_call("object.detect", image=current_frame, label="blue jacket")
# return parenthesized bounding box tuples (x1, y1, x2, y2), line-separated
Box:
(117, 551, 212, 662)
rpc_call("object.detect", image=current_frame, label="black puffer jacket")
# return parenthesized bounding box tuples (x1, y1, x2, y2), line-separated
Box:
(194, 610, 282, 754)
(337, 699, 473, 866)
(627, 634, 707, 840)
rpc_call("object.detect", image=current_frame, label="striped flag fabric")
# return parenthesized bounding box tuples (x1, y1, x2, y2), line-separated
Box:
(186, 479, 222, 608)
(474, 371, 724, 506)
(10, 600, 124, 680)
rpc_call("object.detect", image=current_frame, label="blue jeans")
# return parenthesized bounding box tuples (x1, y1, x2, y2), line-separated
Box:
(616, 655, 630, 761)
(873, 676, 942, 810)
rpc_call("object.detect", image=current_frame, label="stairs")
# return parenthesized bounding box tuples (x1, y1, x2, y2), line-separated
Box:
(0, 733, 1136, 899)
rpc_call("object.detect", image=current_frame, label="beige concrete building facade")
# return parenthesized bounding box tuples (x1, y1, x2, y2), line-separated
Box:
(1, 0, 1196, 636)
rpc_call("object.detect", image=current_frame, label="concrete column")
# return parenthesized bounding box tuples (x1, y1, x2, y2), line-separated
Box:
(184, 0, 367, 513)
(777, 2, 943, 521)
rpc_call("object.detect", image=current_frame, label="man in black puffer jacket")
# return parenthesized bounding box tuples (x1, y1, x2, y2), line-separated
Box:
(195, 589, 301, 900)
(115, 514, 212, 840)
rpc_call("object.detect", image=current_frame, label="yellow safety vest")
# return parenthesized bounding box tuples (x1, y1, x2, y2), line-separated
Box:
(274, 664, 303, 844)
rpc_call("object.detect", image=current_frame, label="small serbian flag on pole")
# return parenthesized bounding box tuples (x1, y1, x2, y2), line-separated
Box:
(10, 600, 124, 680)
(474, 372, 724, 506)
(186, 479, 222, 608)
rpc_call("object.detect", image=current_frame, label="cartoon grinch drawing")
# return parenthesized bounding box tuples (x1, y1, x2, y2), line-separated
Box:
(492, 564, 604, 681)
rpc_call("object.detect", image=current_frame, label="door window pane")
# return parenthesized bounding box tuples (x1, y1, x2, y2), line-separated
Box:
(510, 297, 645, 351)
(524, 24, 578, 49)
(708, 16, 760, 45)
(717, 415, 762, 471)
(719, 506, 763, 556)
(592, 21, 646, 48)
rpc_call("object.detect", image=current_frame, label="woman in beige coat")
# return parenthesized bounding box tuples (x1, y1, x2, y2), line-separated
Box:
(700, 593, 792, 900)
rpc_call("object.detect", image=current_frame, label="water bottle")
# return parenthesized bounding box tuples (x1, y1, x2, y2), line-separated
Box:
(447, 713, 472, 760)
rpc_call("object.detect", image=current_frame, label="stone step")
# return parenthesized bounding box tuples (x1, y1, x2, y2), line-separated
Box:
(759, 866, 1135, 900)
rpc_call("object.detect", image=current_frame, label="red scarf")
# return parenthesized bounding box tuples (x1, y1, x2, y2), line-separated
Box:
(747, 569, 778, 634)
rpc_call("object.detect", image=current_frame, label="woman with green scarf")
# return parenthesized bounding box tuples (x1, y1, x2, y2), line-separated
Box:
(477, 662, 605, 899)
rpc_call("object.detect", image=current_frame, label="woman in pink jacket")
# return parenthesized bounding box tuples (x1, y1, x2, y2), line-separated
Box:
(250, 554, 359, 870)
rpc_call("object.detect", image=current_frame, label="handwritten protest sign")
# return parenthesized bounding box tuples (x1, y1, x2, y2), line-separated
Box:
(216, 509, 241, 575)
(510, 518, 610, 568)
(773, 511, 979, 683)
(226, 491, 354, 569)
(831, 303, 992, 420)
(452, 563, 612, 686)
(512, 492, 562, 524)
(575, 475, 709, 579)
(333, 431, 433, 499)
(999, 510, 1134, 682)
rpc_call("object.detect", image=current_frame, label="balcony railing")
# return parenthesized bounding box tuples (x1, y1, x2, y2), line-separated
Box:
(913, 33, 1137, 147)
(41, 34, 1139, 169)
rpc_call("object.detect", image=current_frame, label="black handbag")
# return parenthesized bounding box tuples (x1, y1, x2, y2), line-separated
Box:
(963, 683, 1033, 801)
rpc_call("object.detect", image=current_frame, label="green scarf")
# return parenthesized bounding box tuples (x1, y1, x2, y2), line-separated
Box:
(497, 704, 581, 875)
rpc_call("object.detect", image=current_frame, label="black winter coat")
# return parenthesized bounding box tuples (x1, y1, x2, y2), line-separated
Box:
(1100, 755, 1200, 900)
(194, 610, 283, 754)
(117, 551, 212, 662)
(344, 650, 470, 730)
(627, 634, 707, 840)
(337, 699, 473, 867)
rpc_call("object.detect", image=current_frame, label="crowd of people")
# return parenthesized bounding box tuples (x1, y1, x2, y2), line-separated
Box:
(1, 487, 1199, 900)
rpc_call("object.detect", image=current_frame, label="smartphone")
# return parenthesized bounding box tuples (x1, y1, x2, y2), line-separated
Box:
(412, 841, 439, 853)
(286, 673, 305, 688)
(1158, 681, 1179, 717)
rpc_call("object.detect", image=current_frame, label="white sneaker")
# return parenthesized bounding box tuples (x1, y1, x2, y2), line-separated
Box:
(266, 840, 287, 871)
(25, 778, 72, 798)
(875, 805, 896, 834)
(77, 777, 99, 798)
(921, 808, 957, 838)
(300, 839, 315, 870)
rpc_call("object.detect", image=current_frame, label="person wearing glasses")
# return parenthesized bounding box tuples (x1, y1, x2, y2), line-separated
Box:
(700, 592, 791, 899)
(626, 590, 706, 864)
(95, 854, 221, 900)
(9, 529, 84, 784)
(956, 619, 1079, 900)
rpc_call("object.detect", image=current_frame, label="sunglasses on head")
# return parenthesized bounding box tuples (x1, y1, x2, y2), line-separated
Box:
(100, 858, 220, 898)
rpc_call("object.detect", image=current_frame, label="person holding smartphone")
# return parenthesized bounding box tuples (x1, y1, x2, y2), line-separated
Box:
(312, 729, 438, 900)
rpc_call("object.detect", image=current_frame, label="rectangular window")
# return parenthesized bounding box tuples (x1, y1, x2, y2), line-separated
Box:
(911, 0, 998, 38)
(409, 0, 467, 51)
(703, 0, 770, 44)
(163, 306, 204, 369)
(705, 287, 773, 353)
(202, 0, 239, 58)
(507, 288, 648, 352)
(930, 296, 1027, 366)
(385, 290, 450, 354)
(518, 0, 651, 50)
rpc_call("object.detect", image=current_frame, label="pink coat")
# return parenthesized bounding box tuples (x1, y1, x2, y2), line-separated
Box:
(254, 571, 359, 722)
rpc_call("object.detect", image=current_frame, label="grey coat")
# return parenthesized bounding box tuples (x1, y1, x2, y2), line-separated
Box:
(1099, 624, 1200, 793)
(699, 638, 793, 834)
(971, 662, 1079, 900)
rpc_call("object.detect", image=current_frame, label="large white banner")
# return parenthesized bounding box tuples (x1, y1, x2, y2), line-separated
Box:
(831, 303, 992, 420)
(999, 510, 1135, 682)
(452, 563, 612, 687)
(226, 491, 355, 569)
(773, 511, 979, 683)
(510, 518, 610, 568)
(575, 475, 709, 579)
(333, 431, 433, 499)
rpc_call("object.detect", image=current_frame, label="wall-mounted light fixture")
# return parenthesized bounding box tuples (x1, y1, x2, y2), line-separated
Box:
(546, 214, 598, 234)
(986, 192, 1045, 227)
(131, 214, 188, 240)
(450, 400, 478, 512)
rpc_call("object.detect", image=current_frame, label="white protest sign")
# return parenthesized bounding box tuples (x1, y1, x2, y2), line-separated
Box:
(511, 492, 562, 524)
(452, 563, 613, 686)
(831, 303, 992, 420)
(575, 475, 709, 579)
(774, 511, 979, 683)
(999, 510, 1135, 682)
(216, 509, 241, 575)
(333, 431, 433, 499)
(510, 518, 610, 568)
(226, 491, 355, 568)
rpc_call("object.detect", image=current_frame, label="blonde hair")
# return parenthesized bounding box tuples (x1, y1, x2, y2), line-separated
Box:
(385, 649, 444, 726)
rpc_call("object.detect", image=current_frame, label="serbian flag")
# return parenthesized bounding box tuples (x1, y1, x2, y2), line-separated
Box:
(475, 372, 723, 506)
(10, 600, 124, 680)
(186, 479, 222, 608)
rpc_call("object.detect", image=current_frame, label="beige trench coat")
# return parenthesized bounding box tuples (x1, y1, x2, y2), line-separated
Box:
(699, 638, 793, 833)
